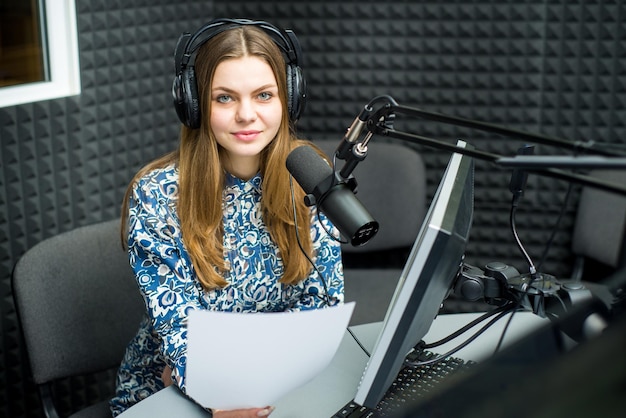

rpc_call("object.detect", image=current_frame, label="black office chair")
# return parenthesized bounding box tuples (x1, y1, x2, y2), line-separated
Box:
(570, 169, 626, 283)
(315, 139, 427, 325)
(12, 219, 145, 418)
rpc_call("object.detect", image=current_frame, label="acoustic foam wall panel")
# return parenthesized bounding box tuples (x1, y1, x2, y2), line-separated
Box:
(215, 0, 626, 279)
(0, 1, 214, 416)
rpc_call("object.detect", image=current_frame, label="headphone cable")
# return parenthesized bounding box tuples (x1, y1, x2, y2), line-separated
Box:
(289, 175, 331, 306)
(289, 175, 375, 358)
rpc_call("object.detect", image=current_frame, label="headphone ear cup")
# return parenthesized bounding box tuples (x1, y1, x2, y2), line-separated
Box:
(286, 65, 295, 120)
(287, 65, 306, 122)
(172, 74, 187, 126)
(181, 66, 201, 129)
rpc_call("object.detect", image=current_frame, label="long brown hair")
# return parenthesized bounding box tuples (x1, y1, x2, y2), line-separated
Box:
(121, 25, 317, 290)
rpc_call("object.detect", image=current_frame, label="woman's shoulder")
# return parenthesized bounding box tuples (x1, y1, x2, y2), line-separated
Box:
(131, 163, 180, 204)
(135, 163, 178, 187)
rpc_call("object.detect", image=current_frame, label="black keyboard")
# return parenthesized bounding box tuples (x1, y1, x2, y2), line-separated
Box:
(332, 349, 474, 417)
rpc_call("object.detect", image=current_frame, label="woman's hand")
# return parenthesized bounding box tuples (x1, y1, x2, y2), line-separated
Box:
(212, 406, 275, 417)
(161, 365, 174, 387)
(161, 366, 274, 417)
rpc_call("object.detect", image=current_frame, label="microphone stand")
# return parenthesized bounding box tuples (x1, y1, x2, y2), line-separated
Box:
(347, 95, 626, 196)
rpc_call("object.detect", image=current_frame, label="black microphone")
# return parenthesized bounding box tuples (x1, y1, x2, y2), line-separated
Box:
(286, 145, 379, 246)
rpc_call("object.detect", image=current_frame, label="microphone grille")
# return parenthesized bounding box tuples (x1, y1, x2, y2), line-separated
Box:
(286, 145, 333, 194)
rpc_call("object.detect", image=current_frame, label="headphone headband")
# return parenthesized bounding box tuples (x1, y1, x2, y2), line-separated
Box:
(180, 19, 300, 68)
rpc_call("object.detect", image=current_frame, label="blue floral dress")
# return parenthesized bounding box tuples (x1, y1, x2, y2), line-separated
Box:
(110, 164, 344, 416)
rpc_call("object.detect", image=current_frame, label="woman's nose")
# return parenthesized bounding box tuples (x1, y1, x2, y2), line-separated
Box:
(236, 99, 257, 122)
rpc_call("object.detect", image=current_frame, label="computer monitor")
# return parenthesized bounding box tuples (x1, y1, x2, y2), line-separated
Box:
(354, 140, 475, 408)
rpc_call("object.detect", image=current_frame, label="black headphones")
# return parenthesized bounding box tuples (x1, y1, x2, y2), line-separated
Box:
(171, 18, 307, 129)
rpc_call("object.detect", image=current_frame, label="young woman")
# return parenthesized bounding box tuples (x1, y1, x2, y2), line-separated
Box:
(110, 19, 344, 417)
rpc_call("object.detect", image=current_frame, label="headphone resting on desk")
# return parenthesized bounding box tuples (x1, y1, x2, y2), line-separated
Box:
(172, 18, 307, 129)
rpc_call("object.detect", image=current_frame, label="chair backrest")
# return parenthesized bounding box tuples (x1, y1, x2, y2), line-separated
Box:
(314, 139, 427, 253)
(12, 219, 145, 385)
(571, 169, 626, 280)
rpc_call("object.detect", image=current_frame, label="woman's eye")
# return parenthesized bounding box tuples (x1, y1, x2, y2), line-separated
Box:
(258, 92, 272, 101)
(216, 95, 232, 103)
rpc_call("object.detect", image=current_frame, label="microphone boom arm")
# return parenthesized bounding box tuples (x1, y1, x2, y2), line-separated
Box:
(353, 96, 626, 196)
(372, 102, 620, 156)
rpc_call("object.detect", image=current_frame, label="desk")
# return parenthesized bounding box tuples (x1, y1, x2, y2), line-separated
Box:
(118, 312, 549, 418)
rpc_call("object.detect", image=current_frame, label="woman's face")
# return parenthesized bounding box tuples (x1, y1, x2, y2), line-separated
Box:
(210, 55, 283, 180)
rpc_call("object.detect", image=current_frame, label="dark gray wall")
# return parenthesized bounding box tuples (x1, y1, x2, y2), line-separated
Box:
(214, 0, 626, 275)
(0, 1, 213, 416)
(1, 1, 625, 416)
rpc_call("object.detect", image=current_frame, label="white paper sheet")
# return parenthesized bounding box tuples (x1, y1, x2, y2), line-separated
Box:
(185, 302, 355, 410)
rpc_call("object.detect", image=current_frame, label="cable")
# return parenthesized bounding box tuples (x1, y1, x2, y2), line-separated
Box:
(421, 304, 513, 349)
(289, 175, 331, 307)
(494, 185, 542, 353)
(347, 327, 371, 357)
(349, 306, 515, 362)
(316, 210, 347, 245)
(405, 303, 518, 367)
(289, 175, 372, 357)
(492, 266, 548, 354)
(498, 146, 584, 350)
(510, 195, 537, 281)
(492, 303, 518, 354)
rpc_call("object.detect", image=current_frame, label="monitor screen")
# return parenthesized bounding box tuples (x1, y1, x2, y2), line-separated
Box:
(354, 140, 475, 408)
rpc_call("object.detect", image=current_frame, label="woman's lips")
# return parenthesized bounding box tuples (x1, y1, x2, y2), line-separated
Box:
(233, 130, 261, 141)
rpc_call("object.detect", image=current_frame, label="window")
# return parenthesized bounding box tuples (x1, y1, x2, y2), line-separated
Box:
(0, 1, 45, 87)
(0, 0, 80, 108)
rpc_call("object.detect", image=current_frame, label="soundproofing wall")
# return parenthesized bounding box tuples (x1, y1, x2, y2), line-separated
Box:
(215, 0, 626, 276)
(0, 1, 214, 416)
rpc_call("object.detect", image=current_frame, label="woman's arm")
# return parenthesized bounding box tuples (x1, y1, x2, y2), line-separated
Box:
(127, 175, 203, 392)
